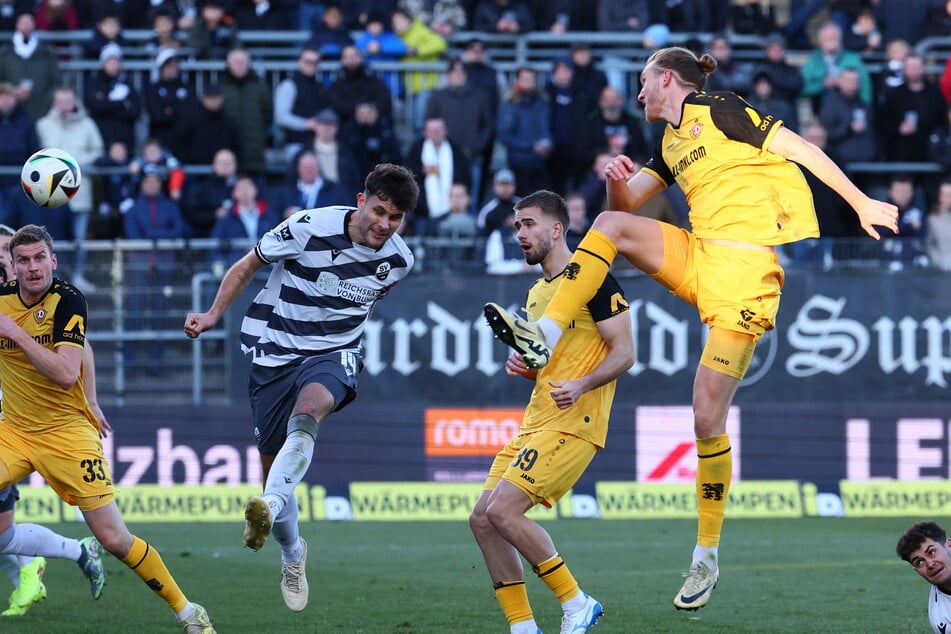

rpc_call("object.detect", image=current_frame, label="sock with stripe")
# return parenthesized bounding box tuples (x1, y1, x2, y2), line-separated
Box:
(695, 434, 732, 556)
(533, 554, 582, 605)
(121, 535, 188, 613)
(542, 229, 617, 340)
(494, 580, 534, 627)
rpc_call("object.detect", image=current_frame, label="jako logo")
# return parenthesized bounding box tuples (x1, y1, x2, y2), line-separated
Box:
(425, 409, 524, 456)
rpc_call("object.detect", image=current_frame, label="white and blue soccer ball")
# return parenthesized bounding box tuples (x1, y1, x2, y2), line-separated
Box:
(21, 148, 82, 209)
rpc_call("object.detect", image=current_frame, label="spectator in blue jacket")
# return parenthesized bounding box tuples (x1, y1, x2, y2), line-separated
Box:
(497, 66, 551, 195)
(353, 11, 406, 98)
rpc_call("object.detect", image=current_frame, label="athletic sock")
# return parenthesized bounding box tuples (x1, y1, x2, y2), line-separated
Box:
(263, 417, 317, 518)
(543, 229, 616, 331)
(494, 580, 533, 626)
(534, 554, 580, 604)
(121, 536, 188, 613)
(2, 523, 82, 561)
(271, 494, 304, 565)
(696, 434, 732, 550)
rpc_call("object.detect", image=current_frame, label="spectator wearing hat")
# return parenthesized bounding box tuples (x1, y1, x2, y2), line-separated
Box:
(472, 0, 534, 33)
(274, 46, 329, 163)
(180, 82, 240, 165)
(326, 45, 393, 128)
(304, 106, 359, 196)
(144, 47, 196, 161)
(751, 32, 803, 122)
(84, 42, 141, 151)
(597, 0, 649, 32)
(187, 0, 238, 59)
(0, 12, 60, 121)
(498, 66, 552, 197)
(426, 56, 494, 212)
(219, 47, 272, 177)
(0, 81, 38, 228)
(477, 169, 520, 237)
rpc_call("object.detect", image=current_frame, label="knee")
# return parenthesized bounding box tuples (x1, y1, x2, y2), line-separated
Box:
(468, 507, 488, 536)
(98, 530, 133, 559)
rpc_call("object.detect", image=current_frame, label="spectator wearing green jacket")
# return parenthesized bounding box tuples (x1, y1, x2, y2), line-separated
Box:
(801, 21, 873, 115)
(391, 7, 447, 136)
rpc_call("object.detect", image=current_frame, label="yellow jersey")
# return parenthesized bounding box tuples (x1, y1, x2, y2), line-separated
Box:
(643, 91, 819, 245)
(521, 270, 629, 448)
(0, 279, 99, 433)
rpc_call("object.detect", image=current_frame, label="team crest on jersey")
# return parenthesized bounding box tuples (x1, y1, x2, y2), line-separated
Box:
(375, 262, 391, 281)
(691, 122, 702, 138)
(316, 271, 339, 295)
(33, 308, 47, 323)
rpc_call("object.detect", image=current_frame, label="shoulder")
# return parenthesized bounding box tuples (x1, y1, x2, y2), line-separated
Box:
(50, 279, 87, 306)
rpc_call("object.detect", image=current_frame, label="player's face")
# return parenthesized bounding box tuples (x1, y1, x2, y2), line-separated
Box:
(513, 206, 556, 266)
(909, 538, 951, 587)
(351, 192, 405, 249)
(13, 241, 56, 302)
(638, 64, 664, 122)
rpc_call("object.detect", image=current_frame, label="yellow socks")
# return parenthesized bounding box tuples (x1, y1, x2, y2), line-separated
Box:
(544, 229, 616, 329)
(494, 580, 533, 625)
(533, 555, 580, 603)
(695, 435, 732, 548)
(121, 536, 188, 613)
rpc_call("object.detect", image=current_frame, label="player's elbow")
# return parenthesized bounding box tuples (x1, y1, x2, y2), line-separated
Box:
(54, 370, 81, 391)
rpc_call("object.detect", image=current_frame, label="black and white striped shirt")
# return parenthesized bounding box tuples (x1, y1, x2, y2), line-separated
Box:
(241, 206, 414, 368)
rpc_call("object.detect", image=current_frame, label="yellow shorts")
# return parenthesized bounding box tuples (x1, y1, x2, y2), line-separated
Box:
(652, 224, 785, 341)
(484, 431, 597, 508)
(0, 422, 114, 511)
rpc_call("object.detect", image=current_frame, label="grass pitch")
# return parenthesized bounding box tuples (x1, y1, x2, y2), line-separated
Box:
(6, 517, 928, 633)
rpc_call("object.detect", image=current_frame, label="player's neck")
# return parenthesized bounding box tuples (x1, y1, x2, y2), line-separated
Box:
(543, 244, 572, 279)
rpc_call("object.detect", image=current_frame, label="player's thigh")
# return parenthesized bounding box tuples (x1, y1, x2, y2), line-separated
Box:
(499, 431, 597, 508)
(33, 425, 114, 510)
(592, 212, 670, 277)
(0, 424, 38, 490)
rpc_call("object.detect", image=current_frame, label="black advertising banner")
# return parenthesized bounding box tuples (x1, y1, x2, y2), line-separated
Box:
(348, 269, 951, 405)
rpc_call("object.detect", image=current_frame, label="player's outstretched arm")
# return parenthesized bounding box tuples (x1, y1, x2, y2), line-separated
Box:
(767, 126, 899, 239)
(184, 249, 265, 339)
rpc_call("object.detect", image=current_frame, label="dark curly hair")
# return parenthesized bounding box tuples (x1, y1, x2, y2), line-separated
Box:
(896, 521, 947, 563)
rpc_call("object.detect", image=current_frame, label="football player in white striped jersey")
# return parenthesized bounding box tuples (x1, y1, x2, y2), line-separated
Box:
(897, 521, 951, 634)
(184, 163, 419, 612)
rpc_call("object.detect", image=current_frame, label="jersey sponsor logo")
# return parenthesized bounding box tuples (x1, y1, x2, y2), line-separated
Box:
(375, 262, 391, 281)
(33, 308, 47, 323)
(316, 272, 380, 304)
(745, 107, 774, 131)
(670, 146, 706, 177)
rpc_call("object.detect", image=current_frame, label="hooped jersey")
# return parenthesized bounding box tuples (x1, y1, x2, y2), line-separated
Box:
(643, 91, 819, 246)
(242, 207, 414, 368)
(520, 271, 629, 448)
(929, 584, 951, 634)
(0, 279, 98, 433)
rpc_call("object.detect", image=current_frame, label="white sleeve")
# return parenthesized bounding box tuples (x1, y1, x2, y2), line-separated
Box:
(255, 211, 310, 263)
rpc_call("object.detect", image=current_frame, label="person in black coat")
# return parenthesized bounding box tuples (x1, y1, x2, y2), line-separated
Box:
(143, 48, 197, 161)
(84, 42, 142, 152)
(326, 45, 393, 127)
(273, 150, 349, 218)
(338, 101, 402, 183)
(183, 147, 238, 238)
(0, 81, 37, 226)
(179, 83, 240, 166)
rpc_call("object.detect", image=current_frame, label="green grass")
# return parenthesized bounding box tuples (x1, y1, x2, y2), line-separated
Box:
(5, 518, 930, 633)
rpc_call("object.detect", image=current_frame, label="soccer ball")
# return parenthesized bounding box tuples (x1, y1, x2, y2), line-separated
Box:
(21, 148, 82, 208)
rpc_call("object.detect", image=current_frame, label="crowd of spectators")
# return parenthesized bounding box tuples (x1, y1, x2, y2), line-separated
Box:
(0, 0, 947, 276)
